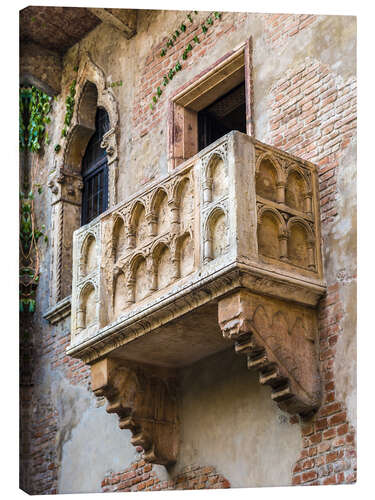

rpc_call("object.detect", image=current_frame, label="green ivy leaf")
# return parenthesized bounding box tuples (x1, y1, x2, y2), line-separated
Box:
(157, 87, 162, 97)
(202, 24, 208, 33)
(180, 23, 186, 32)
(214, 12, 222, 19)
(193, 35, 200, 44)
(207, 17, 213, 25)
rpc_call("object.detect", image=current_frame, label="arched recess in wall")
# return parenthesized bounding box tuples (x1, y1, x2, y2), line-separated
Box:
(257, 207, 284, 260)
(287, 218, 315, 270)
(130, 201, 148, 248)
(48, 51, 120, 305)
(80, 232, 97, 278)
(204, 207, 228, 262)
(112, 215, 126, 262)
(64, 51, 119, 207)
(206, 153, 227, 202)
(77, 281, 97, 330)
(255, 154, 282, 202)
(113, 270, 127, 319)
(178, 232, 195, 277)
(175, 177, 193, 232)
(151, 188, 169, 236)
(285, 167, 309, 213)
(153, 242, 173, 290)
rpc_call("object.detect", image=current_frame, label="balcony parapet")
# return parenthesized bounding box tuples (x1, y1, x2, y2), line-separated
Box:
(67, 131, 326, 465)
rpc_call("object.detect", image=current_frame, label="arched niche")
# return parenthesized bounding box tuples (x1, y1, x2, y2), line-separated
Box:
(287, 220, 312, 269)
(256, 157, 280, 202)
(152, 189, 169, 236)
(113, 271, 127, 319)
(205, 208, 228, 261)
(257, 209, 282, 260)
(80, 234, 97, 277)
(178, 233, 194, 278)
(112, 216, 126, 262)
(130, 202, 147, 248)
(132, 255, 148, 303)
(78, 282, 97, 329)
(207, 154, 226, 202)
(176, 177, 193, 231)
(153, 243, 173, 290)
(285, 169, 307, 212)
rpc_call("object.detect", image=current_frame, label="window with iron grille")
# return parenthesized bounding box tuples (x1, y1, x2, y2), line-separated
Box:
(81, 107, 110, 225)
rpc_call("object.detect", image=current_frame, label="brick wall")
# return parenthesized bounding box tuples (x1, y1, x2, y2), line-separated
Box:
(262, 13, 318, 49)
(291, 284, 357, 485)
(266, 54, 356, 486)
(22, 316, 91, 494)
(101, 458, 230, 492)
(132, 10, 248, 140)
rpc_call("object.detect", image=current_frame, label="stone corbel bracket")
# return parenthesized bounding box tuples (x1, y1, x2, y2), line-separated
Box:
(218, 289, 321, 417)
(91, 358, 179, 465)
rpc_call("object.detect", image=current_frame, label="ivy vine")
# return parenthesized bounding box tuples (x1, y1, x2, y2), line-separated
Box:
(55, 66, 79, 153)
(19, 86, 51, 313)
(150, 11, 222, 110)
(19, 87, 52, 152)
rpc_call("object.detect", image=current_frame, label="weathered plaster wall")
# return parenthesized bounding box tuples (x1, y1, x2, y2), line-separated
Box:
(20, 9, 356, 494)
(175, 348, 301, 488)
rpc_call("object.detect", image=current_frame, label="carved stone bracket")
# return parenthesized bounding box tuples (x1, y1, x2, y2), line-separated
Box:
(218, 289, 321, 416)
(91, 358, 179, 465)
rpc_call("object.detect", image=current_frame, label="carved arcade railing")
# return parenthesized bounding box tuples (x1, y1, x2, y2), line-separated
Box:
(67, 131, 326, 465)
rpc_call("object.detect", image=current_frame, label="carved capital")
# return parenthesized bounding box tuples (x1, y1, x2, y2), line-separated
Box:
(218, 290, 321, 416)
(91, 359, 179, 465)
(48, 167, 83, 206)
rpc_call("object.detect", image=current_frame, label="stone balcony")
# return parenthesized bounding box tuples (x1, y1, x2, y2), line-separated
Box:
(67, 131, 326, 465)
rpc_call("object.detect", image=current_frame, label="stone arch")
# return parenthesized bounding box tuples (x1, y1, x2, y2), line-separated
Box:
(203, 153, 227, 203)
(48, 52, 120, 305)
(113, 270, 127, 319)
(63, 51, 119, 205)
(80, 232, 97, 277)
(285, 166, 309, 212)
(287, 217, 315, 269)
(177, 231, 195, 278)
(129, 253, 148, 303)
(77, 281, 97, 330)
(255, 153, 284, 202)
(257, 207, 284, 260)
(129, 201, 147, 248)
(112, 215, 126, 262)
(175, 176, 193, 231)
(151, 188, 169, 236)
(152, 242, 173, 290)
(204, 207, 228, 261)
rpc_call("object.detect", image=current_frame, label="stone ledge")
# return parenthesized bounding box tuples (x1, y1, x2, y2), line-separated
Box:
(44, 296, 71, 325)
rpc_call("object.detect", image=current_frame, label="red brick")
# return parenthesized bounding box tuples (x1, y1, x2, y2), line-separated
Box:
(302, 470, 318, 482)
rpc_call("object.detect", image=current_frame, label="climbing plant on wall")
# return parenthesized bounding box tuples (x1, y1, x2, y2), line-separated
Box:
(150, 11, 222, 110)
(19, 86, 51, 312)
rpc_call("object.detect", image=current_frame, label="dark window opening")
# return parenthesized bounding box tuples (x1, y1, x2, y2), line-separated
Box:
(198, 82, 246, 151)
(81, 107, 110, 225)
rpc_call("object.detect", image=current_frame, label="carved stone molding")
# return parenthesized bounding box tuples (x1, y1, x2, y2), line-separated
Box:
(218, 289, 321, 416)
(91, 358, 178, 465)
